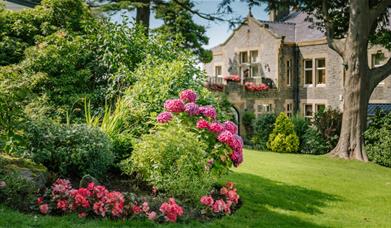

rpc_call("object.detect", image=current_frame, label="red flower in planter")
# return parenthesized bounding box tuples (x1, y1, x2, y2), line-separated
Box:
(224, 75, 240, 82)
(245, 82, 269, 91)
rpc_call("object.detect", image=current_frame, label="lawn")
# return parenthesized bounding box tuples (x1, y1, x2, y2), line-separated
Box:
(1, 149, 391, 227)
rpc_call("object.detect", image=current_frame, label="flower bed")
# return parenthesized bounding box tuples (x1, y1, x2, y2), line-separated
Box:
(35, 179, 240, 223)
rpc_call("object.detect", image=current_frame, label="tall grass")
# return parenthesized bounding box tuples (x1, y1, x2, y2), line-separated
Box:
(84, 98, 125, 136)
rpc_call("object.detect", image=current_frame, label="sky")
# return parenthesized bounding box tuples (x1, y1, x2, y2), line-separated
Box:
(111, 0, 269, 49)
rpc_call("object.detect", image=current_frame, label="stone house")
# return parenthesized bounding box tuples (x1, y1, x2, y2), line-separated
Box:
(203, 11, 391, 135)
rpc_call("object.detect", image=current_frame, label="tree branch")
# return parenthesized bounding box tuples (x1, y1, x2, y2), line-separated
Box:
(370, 57, 391, 86)
(369, 0, 391, 29)
(321, 0, 346, 56)
(171, 0, 225, 22)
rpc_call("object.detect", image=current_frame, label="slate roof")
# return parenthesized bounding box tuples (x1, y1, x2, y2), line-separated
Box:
(368, 103, 391, 116)
(258, 10, 390, 43)
(258, 11, 325, 43)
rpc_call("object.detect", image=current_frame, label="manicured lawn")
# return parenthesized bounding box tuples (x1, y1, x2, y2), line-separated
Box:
(1, 150, 391, 227)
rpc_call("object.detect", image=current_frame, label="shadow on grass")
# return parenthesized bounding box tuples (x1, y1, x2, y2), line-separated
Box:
(215, 172, 342, 227)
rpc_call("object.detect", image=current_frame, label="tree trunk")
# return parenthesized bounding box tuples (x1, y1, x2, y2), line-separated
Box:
(329, 0, 370, 161)
(136, 0, 151, 34)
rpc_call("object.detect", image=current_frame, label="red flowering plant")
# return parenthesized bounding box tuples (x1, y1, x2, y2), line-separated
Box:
(199, 182, 240, 217)
(223, 75, 240, 82)
(244, 82, 269, 92)
(155, 89, 244, 176)
(34, 179, 185, 223)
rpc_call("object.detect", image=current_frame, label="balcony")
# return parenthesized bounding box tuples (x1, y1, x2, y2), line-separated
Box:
(205, 75, 277, 97)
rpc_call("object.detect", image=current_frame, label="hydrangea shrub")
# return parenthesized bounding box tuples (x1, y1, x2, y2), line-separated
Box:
(121, 89, 243, 201)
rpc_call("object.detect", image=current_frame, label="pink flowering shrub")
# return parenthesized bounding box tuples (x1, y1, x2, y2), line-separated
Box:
(35, 179, 185, 223)
(200, 182, 240, 216)
(155, 89, 244, 171)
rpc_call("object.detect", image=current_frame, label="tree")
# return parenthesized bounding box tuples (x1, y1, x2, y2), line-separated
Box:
(220, 0, 391, 161)
(88, 0, 222, 62)
(155, 0, 212, 63)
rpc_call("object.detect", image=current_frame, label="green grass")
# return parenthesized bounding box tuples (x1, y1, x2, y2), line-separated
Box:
(1, 150, 391, 227)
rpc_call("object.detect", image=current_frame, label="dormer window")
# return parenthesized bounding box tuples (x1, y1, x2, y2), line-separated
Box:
(250, 50, 259, 63)
(215, 66, 222, 77)
(240, 51, 248, 64)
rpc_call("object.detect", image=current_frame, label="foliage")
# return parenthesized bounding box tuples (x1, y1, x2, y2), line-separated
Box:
(251, 113, 276, 150)
(364, 111, 391, 167)
(313, 108, 342, 150)
(0, 172, 37, 211)
(0, 154, 46, 211)
(291, 114, 310, 150)
(121, 55, 231, 137)
(301, 127, 329, 155)
(268, 112, 299, 153)
(242, 111, 255, 141)
(0, 0, 90, 66)
(22, 121, 114, 178)
(122, 122, 213, 202)
(154, 0, 212, 63)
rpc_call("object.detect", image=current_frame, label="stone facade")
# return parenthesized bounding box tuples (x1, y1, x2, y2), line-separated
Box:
(204, 13, 391, 136)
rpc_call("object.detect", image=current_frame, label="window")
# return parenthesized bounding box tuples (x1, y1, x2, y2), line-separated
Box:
(251, 65, 259, 77)
(250, 50, 259, 63)
(304, 104, 313, 118)
(286, 60, 292, 86)
(315, 104, 326, 113)
(286, 103, 293, 117)
(316, 58, 326, 85)
(372, 52, 385, 68)
(372, 52, 385, 86)
(240, 51, 248, 64)
(304, 60, 313, 85)
(215, 66, 222, 77)
(257, 104, 273, 113)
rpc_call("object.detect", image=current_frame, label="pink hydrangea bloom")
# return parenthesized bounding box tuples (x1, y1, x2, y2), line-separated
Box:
(40, 204, 49, 215)
(196, 119, 209, 129)
(224, 121, 238, 134)
(52, 179, 72, 195)
(220, 187, 228, 195)
(157, 112, 173, 123)
(132, 205, 142, 214)
(93, 202, 107, 217)
(164, 99, 185, 113)
(212, 199, 226, 213)
(230, 149, 243, 167)
(179, 89, 197, 103)
(78, 212, 87, 218)
(200, 195, 214, 206)
(184, 102, 200, 116)
(208, 122, 224, 134)
(199, 105, 217, 119)
(217, 130, 235, 144)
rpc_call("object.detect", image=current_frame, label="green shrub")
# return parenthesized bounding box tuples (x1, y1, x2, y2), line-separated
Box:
(291, 114, 310, 150)
(313, 108, 342, 150)
(268, 112, 299, 153)
(301, 127, 329, 154)
(365, 111, 391, 167)
(252, 113, 276, 150)
(0, 154, 47, 211)
(0, 172, 37, 211)
(23, 121, 114, 178)
(242, 111, 256, 141)
(121, 122, 213, 202)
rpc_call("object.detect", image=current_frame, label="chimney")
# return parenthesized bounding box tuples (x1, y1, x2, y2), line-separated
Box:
(268, 2, 290, 22)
